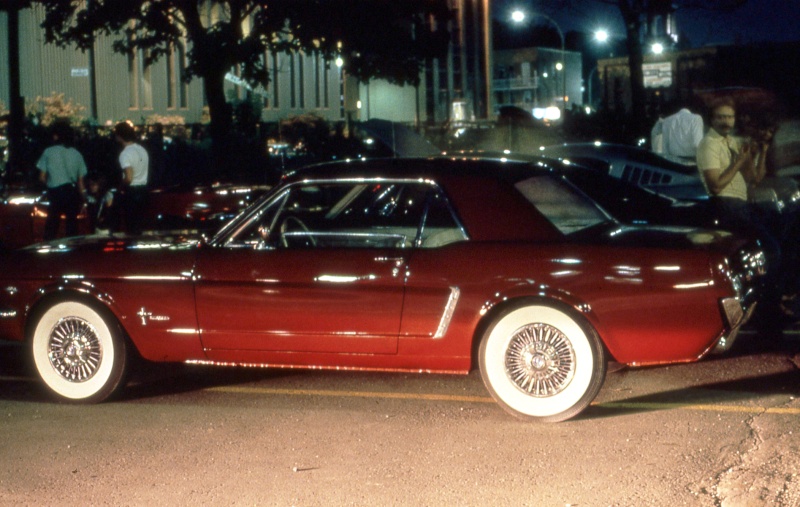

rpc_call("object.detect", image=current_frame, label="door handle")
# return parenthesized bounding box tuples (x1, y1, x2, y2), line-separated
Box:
(374, 256, 405, 266)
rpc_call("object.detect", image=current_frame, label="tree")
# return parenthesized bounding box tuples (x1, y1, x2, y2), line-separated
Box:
(34, 0, 450, 153)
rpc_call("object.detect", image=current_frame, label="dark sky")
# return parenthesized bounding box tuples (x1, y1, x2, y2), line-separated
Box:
(493, 0, 800, 47)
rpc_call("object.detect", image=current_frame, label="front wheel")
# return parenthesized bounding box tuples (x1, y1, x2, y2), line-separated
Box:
(31, 301, 127, 403)
(479, 304, 606, 422)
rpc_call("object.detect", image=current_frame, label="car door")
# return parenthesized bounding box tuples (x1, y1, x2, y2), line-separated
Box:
(193, 180, 430, 356)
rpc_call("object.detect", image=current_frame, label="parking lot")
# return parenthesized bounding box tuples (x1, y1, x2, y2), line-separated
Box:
(1, 329, 799, 506)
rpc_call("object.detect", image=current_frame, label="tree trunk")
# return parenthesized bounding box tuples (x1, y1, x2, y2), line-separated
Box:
(202, 67, 233, 176)
(618, 0, 649, 137)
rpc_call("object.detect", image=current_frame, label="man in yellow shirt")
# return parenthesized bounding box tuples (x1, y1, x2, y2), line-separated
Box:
(698, 97, 784, 331)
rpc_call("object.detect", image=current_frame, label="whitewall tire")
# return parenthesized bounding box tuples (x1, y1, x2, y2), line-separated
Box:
(479, 304, 606, 422)
(32, 301, 127, 403)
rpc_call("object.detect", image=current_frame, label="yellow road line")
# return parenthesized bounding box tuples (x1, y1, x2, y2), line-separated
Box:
(205, 385, 800, 415)
(596, 401, 800, 415)
(205, 385, 494, 404)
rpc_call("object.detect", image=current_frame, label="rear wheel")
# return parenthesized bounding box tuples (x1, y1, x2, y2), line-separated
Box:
(479, 304, 606, 422)
(32, 301, 127, 403)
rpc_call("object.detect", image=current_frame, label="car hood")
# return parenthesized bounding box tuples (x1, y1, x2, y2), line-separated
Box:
(19, 232, 204, 254)
(0, 232, 203, 282)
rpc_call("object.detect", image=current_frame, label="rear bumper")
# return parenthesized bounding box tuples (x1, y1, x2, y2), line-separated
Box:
(712, 297, 756, 354)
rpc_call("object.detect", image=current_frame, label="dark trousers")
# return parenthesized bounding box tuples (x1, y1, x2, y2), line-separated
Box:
(44, 184, 83, 241)
(121, 186, 149, 235)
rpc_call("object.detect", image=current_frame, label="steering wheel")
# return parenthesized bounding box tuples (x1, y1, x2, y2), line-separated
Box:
(280, 216, 317, 248)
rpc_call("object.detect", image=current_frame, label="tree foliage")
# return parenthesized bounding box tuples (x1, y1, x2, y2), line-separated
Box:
(34, 0, 451, 146)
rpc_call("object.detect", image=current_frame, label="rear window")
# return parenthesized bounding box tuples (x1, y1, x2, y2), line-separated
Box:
(514, 176, 611, 234)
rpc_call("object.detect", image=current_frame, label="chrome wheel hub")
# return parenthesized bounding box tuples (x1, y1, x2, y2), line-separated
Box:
(505, 323, 576, 397)
(47, 317, 102, 382)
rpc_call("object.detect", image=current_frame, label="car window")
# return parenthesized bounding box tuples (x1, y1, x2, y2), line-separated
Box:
(226, 180, 466, 249)
(514, 176, 610, 235)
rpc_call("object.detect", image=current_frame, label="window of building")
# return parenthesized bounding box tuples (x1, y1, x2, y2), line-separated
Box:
(271, 51, 280, 109)
(128, 49, 139, 109)
(167, 41, 189, 110)
(298, 53, 305, 109)
(290, 53, 297, 108)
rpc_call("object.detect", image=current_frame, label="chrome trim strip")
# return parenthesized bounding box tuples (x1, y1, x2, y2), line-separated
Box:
(0, 309, 18, 319)
(433, 287, 460, 339)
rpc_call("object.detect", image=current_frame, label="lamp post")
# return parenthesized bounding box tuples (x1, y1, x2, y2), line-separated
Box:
(587, 29, 609, 109)
(511, 10, 566, 116)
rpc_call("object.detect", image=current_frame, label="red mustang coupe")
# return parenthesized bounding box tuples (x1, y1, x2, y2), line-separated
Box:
(0, 158, 766, 421)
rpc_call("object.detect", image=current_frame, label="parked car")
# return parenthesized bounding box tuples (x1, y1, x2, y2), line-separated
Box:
(0, 189, 93, 250)
(540, 141, 800, 229)
(539, 142, 707, 201)
(0, 158, 766, 422)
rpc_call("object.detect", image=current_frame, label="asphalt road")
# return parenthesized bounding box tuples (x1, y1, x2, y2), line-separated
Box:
(1, 329, 799, 506)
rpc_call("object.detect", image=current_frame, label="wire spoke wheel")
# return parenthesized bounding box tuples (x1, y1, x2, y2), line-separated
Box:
(32, 301, 126, 403)
(479, 304, 606, 422)
(505, 323, 576, 397)
(47, 317, 103, 383)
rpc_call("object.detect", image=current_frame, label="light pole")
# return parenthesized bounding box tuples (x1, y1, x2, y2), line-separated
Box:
(510, 10, 566, 116)
(587, 29, 609, 109)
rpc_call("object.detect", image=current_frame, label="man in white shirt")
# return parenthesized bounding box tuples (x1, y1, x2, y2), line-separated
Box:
(653, 106, 704, 159)
(113, 121, 150, 235)
(36, 122, 87, 240)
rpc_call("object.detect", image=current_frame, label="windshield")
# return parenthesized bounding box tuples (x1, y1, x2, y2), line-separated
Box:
(514, 175, 613, 235)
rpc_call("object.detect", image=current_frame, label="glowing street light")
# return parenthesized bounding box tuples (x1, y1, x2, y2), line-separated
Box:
(651, 42, 664, 55)
(594, 29, 609, 43)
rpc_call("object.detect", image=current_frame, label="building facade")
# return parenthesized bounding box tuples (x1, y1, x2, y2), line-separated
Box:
(597, 41, 800, 118)
(2, 1, 499, 130)
(493, 46, 583, 117)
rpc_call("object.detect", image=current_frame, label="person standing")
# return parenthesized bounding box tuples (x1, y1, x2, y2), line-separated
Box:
(36, 122, 87, 240)
(661, 106, 704, 159)
(697, 97, 784, 329)
(113, 122, 149, 235)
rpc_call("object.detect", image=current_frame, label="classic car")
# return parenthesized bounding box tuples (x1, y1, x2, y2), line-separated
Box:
(0, 158, 766, 422)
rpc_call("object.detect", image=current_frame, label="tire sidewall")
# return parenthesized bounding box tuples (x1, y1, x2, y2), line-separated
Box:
(32, 301, 123, 402)
(479, 304, 603, 421)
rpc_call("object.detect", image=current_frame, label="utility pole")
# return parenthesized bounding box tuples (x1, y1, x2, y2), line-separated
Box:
(3, 1, 26, 182)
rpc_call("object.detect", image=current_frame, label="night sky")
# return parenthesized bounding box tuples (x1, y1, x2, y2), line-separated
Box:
(493, 0, 800, 47)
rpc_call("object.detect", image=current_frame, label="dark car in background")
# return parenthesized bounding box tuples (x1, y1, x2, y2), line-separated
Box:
(539, 142, 707, 201)
(441, 150, 719, 229)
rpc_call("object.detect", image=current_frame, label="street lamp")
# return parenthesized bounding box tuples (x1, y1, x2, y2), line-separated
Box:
(510, 10, 566, 115)
(587, 29, 610, 108)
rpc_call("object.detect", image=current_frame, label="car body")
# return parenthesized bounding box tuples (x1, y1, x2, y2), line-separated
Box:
(0, 158, 766, 421)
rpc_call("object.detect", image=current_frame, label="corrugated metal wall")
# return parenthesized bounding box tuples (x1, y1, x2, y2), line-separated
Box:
(1, 6, 423, 127)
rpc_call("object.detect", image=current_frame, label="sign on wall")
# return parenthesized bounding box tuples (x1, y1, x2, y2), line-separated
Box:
(643, 62, 672, 88)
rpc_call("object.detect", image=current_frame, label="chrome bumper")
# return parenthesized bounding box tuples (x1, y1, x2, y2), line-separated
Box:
(712, 297, 756, 354)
